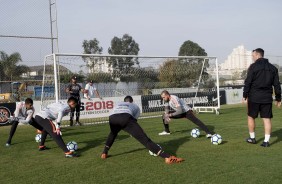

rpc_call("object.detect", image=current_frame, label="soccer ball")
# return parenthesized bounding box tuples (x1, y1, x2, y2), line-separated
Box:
(67, 141, 78, 151)
(35, 134, 42, 143)
(190, 128, 200, 138)
(149, 144, 162, 157)
(211, 134, 222, 145)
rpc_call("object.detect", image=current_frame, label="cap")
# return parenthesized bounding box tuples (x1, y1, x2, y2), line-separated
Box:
(89, 80, 93, 83)
(71, 76, 77, 80)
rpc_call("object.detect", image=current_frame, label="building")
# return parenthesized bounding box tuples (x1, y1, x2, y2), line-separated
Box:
(85, 57, 113, 73)
(220, 45, 252, 72)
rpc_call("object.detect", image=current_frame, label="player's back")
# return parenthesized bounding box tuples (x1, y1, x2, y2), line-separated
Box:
(37, 102, 70, 120)
(111, 102, 140, 119)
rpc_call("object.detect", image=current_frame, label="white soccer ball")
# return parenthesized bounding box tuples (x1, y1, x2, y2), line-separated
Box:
(149, 144, 162, 157)
(67, 141, 78, 151)
(35, 134, 42, 143)
(211, 134, 222, 145)
(190, 128, 200, 138)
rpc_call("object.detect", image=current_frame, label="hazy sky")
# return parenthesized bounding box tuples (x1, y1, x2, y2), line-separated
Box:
(1, 0, 282, 65)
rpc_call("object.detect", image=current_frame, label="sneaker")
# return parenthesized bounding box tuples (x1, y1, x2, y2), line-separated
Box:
(65, 151, 79, 158)
(246, 137, 257, 144)
(158, 131, 171, 136)
(5, 143, 11, 147)
(101, 153, 107, 159)
(260, 141, 270, 147)
(165, 156, 184, 164)
(206, 134, 212, 138)
(38, 145, 50, 151)
(75, 121, 82, 126)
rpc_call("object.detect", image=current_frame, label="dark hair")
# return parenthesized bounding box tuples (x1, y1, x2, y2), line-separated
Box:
(252, 48, 264, 57)
(124, 96, 133, 103)
(68, 97, 78, 104)
(25, 98, 33, 105)
(161, 90, 170, 95)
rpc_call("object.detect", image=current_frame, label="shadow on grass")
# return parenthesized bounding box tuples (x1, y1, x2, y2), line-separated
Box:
(270, 128, 282, 146)
(78, 134, 131, 154)
(174, 125, 215, 135)
(107, 148, 147, 158)
(102, 136, 190, 158)
(160, 136, 190, 155)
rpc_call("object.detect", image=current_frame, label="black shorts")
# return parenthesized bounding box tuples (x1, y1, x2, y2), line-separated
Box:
(247, 101, 273, 118)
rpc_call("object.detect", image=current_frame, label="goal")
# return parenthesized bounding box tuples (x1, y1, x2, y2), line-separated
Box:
(42, 53, 220, 124)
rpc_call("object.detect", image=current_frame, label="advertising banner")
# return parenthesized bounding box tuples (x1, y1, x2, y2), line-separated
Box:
(0, 103, 16, 125)
(141, 91, 226, 113)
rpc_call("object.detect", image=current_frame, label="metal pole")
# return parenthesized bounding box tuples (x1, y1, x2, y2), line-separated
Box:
(49, 0, 54, 53)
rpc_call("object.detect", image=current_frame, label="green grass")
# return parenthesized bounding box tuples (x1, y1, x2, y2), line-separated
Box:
(1, 104, 282, 184)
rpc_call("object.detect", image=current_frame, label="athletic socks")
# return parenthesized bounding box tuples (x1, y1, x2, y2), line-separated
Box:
(249, 132, 255, 139)
(264, 134, 270, 142)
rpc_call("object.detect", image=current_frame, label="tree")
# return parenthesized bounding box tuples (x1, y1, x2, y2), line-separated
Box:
(108, 34, 140, 81)
(0, 51, 30, 81)
(232, 70, 241, 80)
(241, 69, 247, 79)
(178, 40, 207, 56)
(82, 38, 103, 73)
(158, 59, 196, 88)
(159, 40, 210, 88)
(87, 73, 115, 83)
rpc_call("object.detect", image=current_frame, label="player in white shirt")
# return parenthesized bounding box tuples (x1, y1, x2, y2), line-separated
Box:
(159, 90, 213, 137)
(33, 97, 79, 158)
(101, 96, 184, 164)
(83, 80, 103, 100)
(6, 98, 43, 146)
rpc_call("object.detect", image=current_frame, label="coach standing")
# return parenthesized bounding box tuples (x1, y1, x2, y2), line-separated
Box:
(243, 48, 281, 147)
(66, 76, 84, 126)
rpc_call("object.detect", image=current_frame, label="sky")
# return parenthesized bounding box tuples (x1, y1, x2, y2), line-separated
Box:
(1, 0, 282, 66)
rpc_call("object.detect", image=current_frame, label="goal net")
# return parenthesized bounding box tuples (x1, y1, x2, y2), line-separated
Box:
(42, 53, 220, 125)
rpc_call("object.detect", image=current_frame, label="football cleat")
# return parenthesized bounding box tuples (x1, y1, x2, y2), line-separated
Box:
(65, 151, 79, 158)
(260, 141, 270, 147)
(38, 145, 50, 151)
(246, 137, 257, 144)
(206, 134, 212, 138)
(158, 131, 171, 136)
(101, 153, 107, 159)
(5, 143, 11, 147)
(165, 156, 184, 164)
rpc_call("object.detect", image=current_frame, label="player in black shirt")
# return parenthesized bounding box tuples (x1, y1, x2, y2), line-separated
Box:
(243, 48, 281, 147)
(66, 76, 84, 126)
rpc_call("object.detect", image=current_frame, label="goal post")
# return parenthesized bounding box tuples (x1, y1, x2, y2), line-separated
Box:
(41, 53, 220, 124)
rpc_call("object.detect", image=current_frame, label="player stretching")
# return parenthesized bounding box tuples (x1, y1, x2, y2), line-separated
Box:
(101, 96, 184, 164)
(34, 97, 79, 158)
(6, 98, 43, 146)
(158, 90, 213, 138)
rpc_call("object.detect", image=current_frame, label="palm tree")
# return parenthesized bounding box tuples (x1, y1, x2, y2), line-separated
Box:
(0, 51, 29, 81)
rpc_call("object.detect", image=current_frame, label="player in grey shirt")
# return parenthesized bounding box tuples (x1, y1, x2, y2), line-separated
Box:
(6, 98, 42, 146)
(33, 97, 79, 158)
(159, 90, 213, 137)
(101, 96, 184, 164)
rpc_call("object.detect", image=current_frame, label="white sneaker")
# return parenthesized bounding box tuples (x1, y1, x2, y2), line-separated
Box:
(206, 134, 212, 138)
(158, 131, 171, 135)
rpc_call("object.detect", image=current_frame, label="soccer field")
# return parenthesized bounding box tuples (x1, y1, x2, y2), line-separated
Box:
(1, 104, 282, 184)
